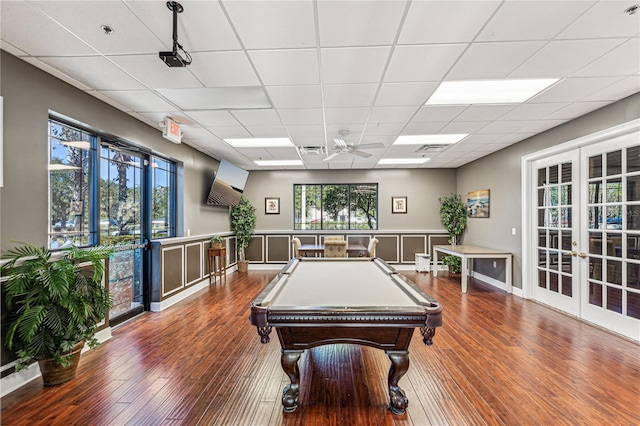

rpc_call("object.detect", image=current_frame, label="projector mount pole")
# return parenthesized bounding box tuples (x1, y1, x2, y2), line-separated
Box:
(167, 1, 183, 54)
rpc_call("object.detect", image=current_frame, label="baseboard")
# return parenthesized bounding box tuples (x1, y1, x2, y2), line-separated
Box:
(469, 271, 507, 292)
(150, 279, 210, 312)
(1, 327, 113, 397)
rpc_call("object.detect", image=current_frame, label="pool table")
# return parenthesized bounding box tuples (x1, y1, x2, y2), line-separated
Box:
(249, 257, 443, 414)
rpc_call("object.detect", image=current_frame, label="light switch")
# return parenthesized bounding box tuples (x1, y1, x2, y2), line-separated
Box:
(512, 228, 516, 235)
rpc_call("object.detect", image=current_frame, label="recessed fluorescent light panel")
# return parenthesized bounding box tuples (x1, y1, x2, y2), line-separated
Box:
(224, 138, 293, 148)
(254, 160, 303, 167)
(378, 158, 430, 165)
(394, 134, 468, 145)
(426, 79, 558, 105)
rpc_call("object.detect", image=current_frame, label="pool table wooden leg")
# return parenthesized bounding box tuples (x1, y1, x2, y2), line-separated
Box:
(386, 351, 409, 415)
(280, 350, 303, 412)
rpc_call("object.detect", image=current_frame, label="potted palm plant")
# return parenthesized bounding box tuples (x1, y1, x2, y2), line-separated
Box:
(230, 196, 256, 273)
(2, 243, 114, 385)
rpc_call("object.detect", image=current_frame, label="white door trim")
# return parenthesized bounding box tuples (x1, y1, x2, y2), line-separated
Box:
(521, 119, 640, 300)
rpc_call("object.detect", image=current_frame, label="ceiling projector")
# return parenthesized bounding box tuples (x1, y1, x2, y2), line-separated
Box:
(159, 50, 189, 67)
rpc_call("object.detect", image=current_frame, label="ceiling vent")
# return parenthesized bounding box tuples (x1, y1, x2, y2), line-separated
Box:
(298, 146, 326, 155)
(414, 144, 450, 153)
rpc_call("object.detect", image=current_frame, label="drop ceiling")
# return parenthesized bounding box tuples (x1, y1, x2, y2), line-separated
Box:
(1, 0, 638, 170)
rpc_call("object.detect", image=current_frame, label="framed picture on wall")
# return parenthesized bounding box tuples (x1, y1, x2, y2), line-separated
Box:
(391, 196, 407, 214)
(265, 197, 280, 214)
(467, 189, 490, 218)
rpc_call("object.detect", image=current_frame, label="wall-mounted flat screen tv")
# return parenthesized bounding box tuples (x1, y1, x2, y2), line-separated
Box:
(206, 159, 249, 207)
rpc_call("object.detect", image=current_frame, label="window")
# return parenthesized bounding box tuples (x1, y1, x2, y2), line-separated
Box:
(151, 156, 176, 238)
(294, 183, 378, 230)
(48, 118, 178, 249)
(48, 120, 95, 248)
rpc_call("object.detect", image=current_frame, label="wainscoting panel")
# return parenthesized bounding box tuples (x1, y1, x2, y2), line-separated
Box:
(266, 235, 290, 263)
(376, 235, 400, 263)
(185, 243, 202, 286)
(401, 235, 427, 263)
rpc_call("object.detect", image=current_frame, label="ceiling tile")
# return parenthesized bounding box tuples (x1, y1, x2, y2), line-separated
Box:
(278, 109, 324, 125)
(401, 122, 448, 134)
(580, 76, 640, 102)
(375, 82, 438, 106)
(266, 85, 322, 109)
(440, 121, 488, 134)
(184, 110, 240, 127)
(22, 57, 92, 91)
(478, 120, 529, 134)
(543, 101, 610, 120)
(412, 106, 468, 122)
(385, 44, 467, 82)
(509, 39, 625, 78)
(32, 1, 162, 54)
(206, 126, 252, 139)
(230, 110, 282, 126)
(476, 1, 594, 42)
(158, 87, 271, 109)
(452, 105, 516, 122)
(447, 41, 546, 80)
(249, 49, 319, 85)
(573, 38, 640, 78)
(0, 1, 95, 56)
(515, 120, 567, 134)
(108, 54, 201, 89)
(125, 1, 241, 51)
(246, 126, 289, 138)
(369, 107, 419, 123)
(325, 108, 370, 125)
(557, 1, 640, 39)
(498, 103, 569, 121)
(318, 1, 406, 47)
(321, 47, 391, 84)
(223, 1, 316, 49)
(324, 84, 378, 108)
(532, 77, 624, 102)
(362, 123, 406, 136)
(188, 51, 261, 87)
(98, 89, 177, 112)
(399, 1, 501, 44)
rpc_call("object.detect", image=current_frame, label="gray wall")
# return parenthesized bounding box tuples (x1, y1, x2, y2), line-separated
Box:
(0, 51, 229, 250)
(456, 92, 640, 289)
(243, 168, 456, 231)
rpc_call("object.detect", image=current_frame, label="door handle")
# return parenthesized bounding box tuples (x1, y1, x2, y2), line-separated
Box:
(578, 252, 588, 259)
(571, 251, 577, 257)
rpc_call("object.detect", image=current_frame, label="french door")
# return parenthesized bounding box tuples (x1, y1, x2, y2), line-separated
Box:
(531, 129, 640, 341)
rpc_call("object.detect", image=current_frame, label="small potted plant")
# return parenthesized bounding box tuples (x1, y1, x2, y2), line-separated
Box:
(210, 235, 225, 249)
(2, 243, 114, 385)
(442, 255, 462, 275)
(231, 196, 256, 273)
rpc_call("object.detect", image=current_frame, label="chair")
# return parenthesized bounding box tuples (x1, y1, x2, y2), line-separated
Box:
(366, 238, 379, 258)
(291, 237, 301, 258)
(324, 236, 343, 242)
(324, 240, 347, 257)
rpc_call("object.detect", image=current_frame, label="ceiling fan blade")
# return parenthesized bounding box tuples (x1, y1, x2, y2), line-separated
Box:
(351, 149, 372, 158)
(323, 152, 341, 161)
(355, 143, 384, 150)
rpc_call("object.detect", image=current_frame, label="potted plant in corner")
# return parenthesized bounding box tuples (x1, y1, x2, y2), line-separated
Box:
(2, 243, 114, 386)
(439, 193, 467, 276)
(231, 196, 256, 273)
(210, 235, 225, 250)
(438, 193, 467, 246)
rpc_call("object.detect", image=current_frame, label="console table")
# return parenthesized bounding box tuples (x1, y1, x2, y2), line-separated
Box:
(432, 245, 512, 294)
(208, 247, 227, 285)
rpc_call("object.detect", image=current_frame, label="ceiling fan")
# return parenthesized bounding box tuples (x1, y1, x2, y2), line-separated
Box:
(323, 130, 384, 161)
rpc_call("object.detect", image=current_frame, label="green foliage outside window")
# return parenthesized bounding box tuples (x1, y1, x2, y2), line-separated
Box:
(294, 184, 377, 230)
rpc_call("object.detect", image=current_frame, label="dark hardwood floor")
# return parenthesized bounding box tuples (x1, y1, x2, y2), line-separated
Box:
(2, 269, 639, 425)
